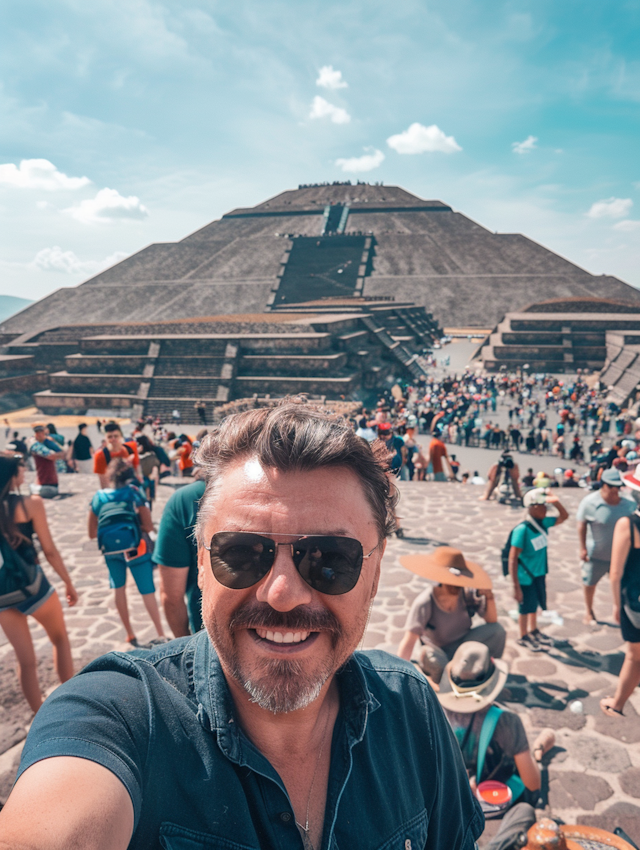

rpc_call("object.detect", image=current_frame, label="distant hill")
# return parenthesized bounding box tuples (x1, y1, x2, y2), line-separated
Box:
(0, 295, 33, 323)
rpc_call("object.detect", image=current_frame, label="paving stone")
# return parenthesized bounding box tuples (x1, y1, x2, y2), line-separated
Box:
(592, 700, 640, 743)
(578, 802, 640, 844)
(552, 771, 613, 809)
(513, 659, 558, 677)
(572, 734, 631, 772)
(584, 632, 626, 651)
(620, 767, 640, 798)
(529, 707, 586, 731)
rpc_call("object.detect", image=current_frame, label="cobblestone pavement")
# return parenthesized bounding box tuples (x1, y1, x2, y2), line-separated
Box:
(2, 472, 640, 844)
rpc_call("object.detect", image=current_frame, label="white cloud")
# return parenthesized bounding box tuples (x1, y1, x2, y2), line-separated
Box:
(614, 219, 640, 232)
(316, 65, 348, 90)
(0, 158, 91, 191)
(335, 148, 385, 173)
(512, 135, 538, 154)
(587, 197, 633, 219)
(31, 246, 128, 274)
(309, 96, 351, 124)
(64, 187, 149, 223)
(386, 123, 461, 154)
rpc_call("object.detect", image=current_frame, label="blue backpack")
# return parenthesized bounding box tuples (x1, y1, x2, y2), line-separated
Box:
(96, 500, 141, 556)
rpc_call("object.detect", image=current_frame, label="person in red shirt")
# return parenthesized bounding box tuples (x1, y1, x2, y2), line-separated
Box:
(93, 422, 140, 488)
(427, 433, 452, 482)
(176, 436, 194, 477)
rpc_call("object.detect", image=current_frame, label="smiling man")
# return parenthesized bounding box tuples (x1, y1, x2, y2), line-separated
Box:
(0, 401, 483, 850)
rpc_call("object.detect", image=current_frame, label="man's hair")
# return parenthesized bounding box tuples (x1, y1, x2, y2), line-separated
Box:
(78, 423, 87, 431)
(104, 421, 122, 435)
(194, 399, 397, 543)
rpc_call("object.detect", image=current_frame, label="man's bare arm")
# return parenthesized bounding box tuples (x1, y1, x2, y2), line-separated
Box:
(0, 757, 134, 850)
(159, 565, 190, 637)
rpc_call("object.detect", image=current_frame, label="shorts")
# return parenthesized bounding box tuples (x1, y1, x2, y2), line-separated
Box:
(0, 569, 55, 616)
(519, 575, 547, 615)
(105, 553, 156, 595)
(434, 471, 447, 482)
(581, 559, 610, 587)
(621, 603, 640, 643)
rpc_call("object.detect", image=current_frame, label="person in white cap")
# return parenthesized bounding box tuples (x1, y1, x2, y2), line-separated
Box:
(508, 489, 568, 651)
(576, 467, 634, 625)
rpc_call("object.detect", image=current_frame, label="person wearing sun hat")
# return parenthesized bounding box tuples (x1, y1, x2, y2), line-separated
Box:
(437, 642, 553, 850)
(398, 547, 506, 684)
(576, 466, 634, 625)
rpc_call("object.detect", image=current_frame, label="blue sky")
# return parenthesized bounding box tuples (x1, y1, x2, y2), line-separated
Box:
(1, 0, 639, 301)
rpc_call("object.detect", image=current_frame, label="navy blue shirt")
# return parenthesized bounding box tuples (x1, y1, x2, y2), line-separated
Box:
(17, 633, 483, 849)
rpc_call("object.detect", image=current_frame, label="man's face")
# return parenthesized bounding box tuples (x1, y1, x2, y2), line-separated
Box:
(105, 430, 123, 450)
(198, 459, 384, 714)
(34, 430, 45, 442)
(601, 483, 622, 503)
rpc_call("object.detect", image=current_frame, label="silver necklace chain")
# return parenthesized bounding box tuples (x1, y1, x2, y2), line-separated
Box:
(295, 709, 331, 850)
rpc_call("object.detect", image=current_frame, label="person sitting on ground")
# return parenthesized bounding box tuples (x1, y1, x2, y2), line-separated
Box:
(561, 469, 580, 488)
(437, 641, 555, 850)
(522, 467, 535, 488)
(93, 421, 141, 488)
(398, 547, 506, 686)
(88, 459, 165, 647)
(509, 489, 568, 652)
(470, 470, 485, 485)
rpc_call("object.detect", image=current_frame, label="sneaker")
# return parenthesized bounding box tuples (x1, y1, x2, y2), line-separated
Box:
(531, 628, 554, 647)
(516, 633, 545, 652)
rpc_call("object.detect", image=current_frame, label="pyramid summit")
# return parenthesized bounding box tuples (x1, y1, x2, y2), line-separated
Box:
(4, 182, 639, 336)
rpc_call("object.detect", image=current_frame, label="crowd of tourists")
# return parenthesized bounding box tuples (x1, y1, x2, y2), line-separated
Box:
(2, 378, 640, 847)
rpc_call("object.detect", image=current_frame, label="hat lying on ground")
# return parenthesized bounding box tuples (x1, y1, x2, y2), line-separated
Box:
(400, 546, 492, 589)
(437, 641, 509, 713)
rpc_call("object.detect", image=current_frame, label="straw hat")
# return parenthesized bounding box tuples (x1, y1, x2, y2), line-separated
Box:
(400, 547, 493, 589)
(437, 641, 509, 713)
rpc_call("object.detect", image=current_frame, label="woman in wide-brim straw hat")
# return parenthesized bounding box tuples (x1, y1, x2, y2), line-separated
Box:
(397, 547, 506, 687)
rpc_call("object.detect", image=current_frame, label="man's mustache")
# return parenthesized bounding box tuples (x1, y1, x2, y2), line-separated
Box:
(228, 602, 341, 635)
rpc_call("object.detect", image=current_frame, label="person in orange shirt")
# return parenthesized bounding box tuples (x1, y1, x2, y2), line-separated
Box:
(176, 436, 194, 477)
(93, 422, 141, 488)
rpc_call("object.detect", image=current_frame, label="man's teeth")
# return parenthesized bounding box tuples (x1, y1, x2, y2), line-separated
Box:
(255, 628, 311, 644)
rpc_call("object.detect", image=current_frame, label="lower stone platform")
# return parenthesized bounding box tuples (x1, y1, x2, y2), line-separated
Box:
(1, 475, 639, 842)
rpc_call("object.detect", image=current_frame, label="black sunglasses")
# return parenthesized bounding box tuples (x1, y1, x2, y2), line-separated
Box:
(203, 531, 378, 595)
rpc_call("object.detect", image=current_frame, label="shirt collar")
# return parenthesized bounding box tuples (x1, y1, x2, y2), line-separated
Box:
(192, 631, 380, 762)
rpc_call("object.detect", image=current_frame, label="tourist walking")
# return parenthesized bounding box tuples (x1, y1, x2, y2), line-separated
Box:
(88, 459, 164, 646)
(576, 468, 634, 624)
(71, 423, 93, 473)
(0, 454, 77, 713)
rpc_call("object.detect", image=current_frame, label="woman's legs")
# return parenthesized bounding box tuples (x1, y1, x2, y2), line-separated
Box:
(114, 586, 136, 642)
(0, 608, 43, 712)
(602, 641, 640, 715)
(141, 593, 165, 637)
(31, 592, 74, 685)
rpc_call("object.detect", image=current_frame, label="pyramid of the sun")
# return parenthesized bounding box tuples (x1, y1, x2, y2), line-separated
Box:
(4, 183, 639, 334)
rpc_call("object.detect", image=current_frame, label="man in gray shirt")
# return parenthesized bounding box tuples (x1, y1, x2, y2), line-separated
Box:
(576, 467, 635, 624)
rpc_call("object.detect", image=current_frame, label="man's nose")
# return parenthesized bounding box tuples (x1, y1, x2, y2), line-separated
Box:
(255, 544, 313, 611)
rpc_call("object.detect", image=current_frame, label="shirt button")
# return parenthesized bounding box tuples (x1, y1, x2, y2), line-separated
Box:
(279, 812, 292, 823)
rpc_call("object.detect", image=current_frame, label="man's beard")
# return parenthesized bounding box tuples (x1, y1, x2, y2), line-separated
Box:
(205, 601, 353, 714)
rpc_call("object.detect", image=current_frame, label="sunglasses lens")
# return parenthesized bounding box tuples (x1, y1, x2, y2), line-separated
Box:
(294, 536, 363, 595)
(209, 533, 275, 589)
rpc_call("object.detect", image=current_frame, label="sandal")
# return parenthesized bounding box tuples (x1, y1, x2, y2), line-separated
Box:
(600, 698, 624, 717)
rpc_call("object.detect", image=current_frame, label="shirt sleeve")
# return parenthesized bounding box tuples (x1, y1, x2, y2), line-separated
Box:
(510, 523, 527, 550)
(152, 491, 194, 568)
(576, 497, 590, 523)
(493, 710, 530, 757)
(403, 587, 433, 635)
(30, 442, 53, 458)
(16, 661, 150, 830)
(94, 449, 107, 475)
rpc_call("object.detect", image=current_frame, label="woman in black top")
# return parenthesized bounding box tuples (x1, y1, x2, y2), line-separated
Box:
(0, 454, 78, 712)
